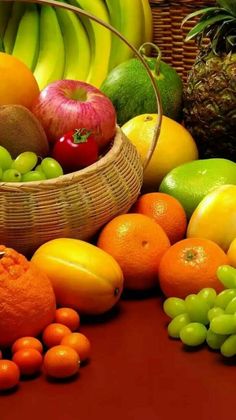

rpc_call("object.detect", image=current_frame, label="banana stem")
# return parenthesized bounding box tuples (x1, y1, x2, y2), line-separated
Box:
(2, 0, 163, 170)
(139, 42, 162, 76)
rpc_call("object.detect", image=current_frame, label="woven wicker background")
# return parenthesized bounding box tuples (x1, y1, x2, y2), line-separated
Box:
(150, 0, 216, 80)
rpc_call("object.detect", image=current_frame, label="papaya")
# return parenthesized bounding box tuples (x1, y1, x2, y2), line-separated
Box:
(31, 238, 124, 315)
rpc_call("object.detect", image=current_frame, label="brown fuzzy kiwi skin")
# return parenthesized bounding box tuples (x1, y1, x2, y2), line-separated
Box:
(0, 104, 49, 158)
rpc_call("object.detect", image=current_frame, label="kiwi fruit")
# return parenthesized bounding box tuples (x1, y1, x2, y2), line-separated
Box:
(0, 104, 49, 158)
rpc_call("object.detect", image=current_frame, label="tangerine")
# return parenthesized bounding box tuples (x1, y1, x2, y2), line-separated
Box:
(43, 345, 80, 379)
(0, 360, 20, 391)
(42, 323, 71, 348)
(97, 213, 170, 290)
(0, 245, 56, 348)
(12, 349, 43, 376)
(158, 238, 229, 298)
(132, 192, 187, 244)
(12, 337, 43, 354)
(0, 52, 40, 108)
(55, 308, 80, 332)
(61, 333, 91, 363)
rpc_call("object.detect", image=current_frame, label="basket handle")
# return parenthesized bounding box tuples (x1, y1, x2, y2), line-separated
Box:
(3, 0, 163, 170)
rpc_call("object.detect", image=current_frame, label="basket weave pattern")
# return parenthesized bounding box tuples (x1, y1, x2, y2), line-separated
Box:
(150, 0, 216, 80)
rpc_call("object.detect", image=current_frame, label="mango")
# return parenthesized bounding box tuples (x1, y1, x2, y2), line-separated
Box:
(31, 238, 124, 315)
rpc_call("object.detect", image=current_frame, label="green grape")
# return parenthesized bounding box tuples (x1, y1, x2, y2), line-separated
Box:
(2, 168, 22, 182)
(208, 307, 225, 322)
(41, 157, 63, 179)
(225, 297, 236, 314)
(210, 314, 236, 335)
(185, 294, 209, 325)
(167, 313, 190, 339)
(35, 164, 45, 175)
(11, 151, 38, 174)
(217, 265, 236, 289)
(220, 334, 236, 357)
(206, 328, 228, 350)
(179, 322, 207, 347)
(0, 145, 13, 170)
(0, 166, 3, 180)
(163, 297, 186, 319)
(22, 171, 47, 182)
(214, 289, 236, 309)
(198, 288, 217, 308)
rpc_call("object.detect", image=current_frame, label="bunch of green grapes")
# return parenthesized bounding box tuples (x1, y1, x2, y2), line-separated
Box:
(0, 146, 63, 182)
(163, 265, 236, 357)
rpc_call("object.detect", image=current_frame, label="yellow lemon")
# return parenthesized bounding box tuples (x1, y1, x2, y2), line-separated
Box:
(122, 113, 198, 190)
(227, 238, 236, 268)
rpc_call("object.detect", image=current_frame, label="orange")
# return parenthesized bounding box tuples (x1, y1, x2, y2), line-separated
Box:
(158, 238, 229, 298)
(0, 245, 56, 348)
(61, 333, 91, 363)
(43, 345, 80, 379)
(42, 323, 71, 348)
(0, 360, 20, 391)
(55, 308, 80, 332)
(12, 349, 43, 376)
(97, 213, 170, 290)
(0, 52, 40, 108)
(132, 192, 187, 244)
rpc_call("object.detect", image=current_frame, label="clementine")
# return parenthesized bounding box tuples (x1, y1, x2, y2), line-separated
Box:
(132, 192, 187, 244)
(0, 52, 39, 108)
(97, 213, 170, 290)
(158, 238, 229, 298)
(43, 345, 80, 379)
(0, 245, 56, 348)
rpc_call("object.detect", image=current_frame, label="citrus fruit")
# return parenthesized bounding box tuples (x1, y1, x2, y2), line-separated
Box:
(227, 238, 236, 268)
(0, 52, 39, 108)
(61, 333, 91, 363)
(54, 308, 80, 332)
(12, 337, 43, 354)
(0, 360, 20, 391)
(101, 45, 183, 125)
(158, 238, 229, 298)
(0, 245, 56, 348)
(122, 113, 198, 189)
(159, 158, 236, 218)
(187, 185, 236, 252)
(131, 192, 187, 244)
(97, 213, 170, 290)
(43, 345, 80, 379)
(12, 349, 43, 376)
(42, 323, 71, 348)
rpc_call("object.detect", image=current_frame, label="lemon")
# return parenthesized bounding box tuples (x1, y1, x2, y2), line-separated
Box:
(122, 113, 198, 190)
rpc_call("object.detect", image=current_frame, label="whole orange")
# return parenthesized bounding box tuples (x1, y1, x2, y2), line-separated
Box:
(97, 213, 170, 290)
(0, 52, 39, 108)
(132, 192, 187, 244)
(158, 238, 229, 298)
(0, 245, 56, 348)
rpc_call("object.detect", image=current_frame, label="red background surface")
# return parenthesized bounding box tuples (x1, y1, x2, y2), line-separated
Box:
(1, 291, 235, 420)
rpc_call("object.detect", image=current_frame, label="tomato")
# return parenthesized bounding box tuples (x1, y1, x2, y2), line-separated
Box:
(52, 128, 99, 172)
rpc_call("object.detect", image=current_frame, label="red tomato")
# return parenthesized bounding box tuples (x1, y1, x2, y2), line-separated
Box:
(0, 360, 20, 391)
(52, 128, 99, 172)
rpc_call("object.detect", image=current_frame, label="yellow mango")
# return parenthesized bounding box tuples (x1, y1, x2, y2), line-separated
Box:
(187, 185, 236, 252)
(31, 238, 124, 315)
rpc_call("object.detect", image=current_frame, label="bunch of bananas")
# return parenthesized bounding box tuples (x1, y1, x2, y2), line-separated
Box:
(0, 0, 152, 90)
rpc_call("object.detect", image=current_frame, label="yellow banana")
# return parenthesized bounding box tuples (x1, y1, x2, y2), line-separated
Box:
(3, 1, 26, 54)
(55, 5, 91, 81)
(0, 1, 12, 39)
(141, 0, 153, 43)
(105, 0, 145, 70)
(33, 5, 65, 90)
(68, 0, 111, 87)
(12, 3, 40, 71)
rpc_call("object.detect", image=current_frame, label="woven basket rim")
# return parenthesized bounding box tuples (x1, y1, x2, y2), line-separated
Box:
(0, 125, 127, 191)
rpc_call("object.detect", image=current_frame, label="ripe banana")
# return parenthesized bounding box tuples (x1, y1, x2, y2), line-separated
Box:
(0, 1, 12, 39)
(68, 0, 111, 87)
(3, 1, 26, 54)
(12, 3, 40, 71)
(141, 0, 153, 43)
(105, 0, 145, 71)
(33, 5, 65, 90)
(55, 5, 91, 81)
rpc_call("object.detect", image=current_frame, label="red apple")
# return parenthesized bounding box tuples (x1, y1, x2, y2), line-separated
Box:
(31, 80, 117, 149)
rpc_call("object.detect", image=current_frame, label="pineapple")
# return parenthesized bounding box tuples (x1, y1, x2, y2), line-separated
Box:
(183, 0, 236, 160)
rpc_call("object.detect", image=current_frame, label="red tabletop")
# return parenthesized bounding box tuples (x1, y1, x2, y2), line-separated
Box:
(1, 291, 235, 420)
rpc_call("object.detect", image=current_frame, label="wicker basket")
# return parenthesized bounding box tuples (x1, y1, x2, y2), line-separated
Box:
(0, 0, 163, 256)
(150, 0, 216, 81)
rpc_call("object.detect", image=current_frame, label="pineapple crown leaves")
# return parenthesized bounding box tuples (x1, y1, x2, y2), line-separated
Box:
(182, 0, 236, 54)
